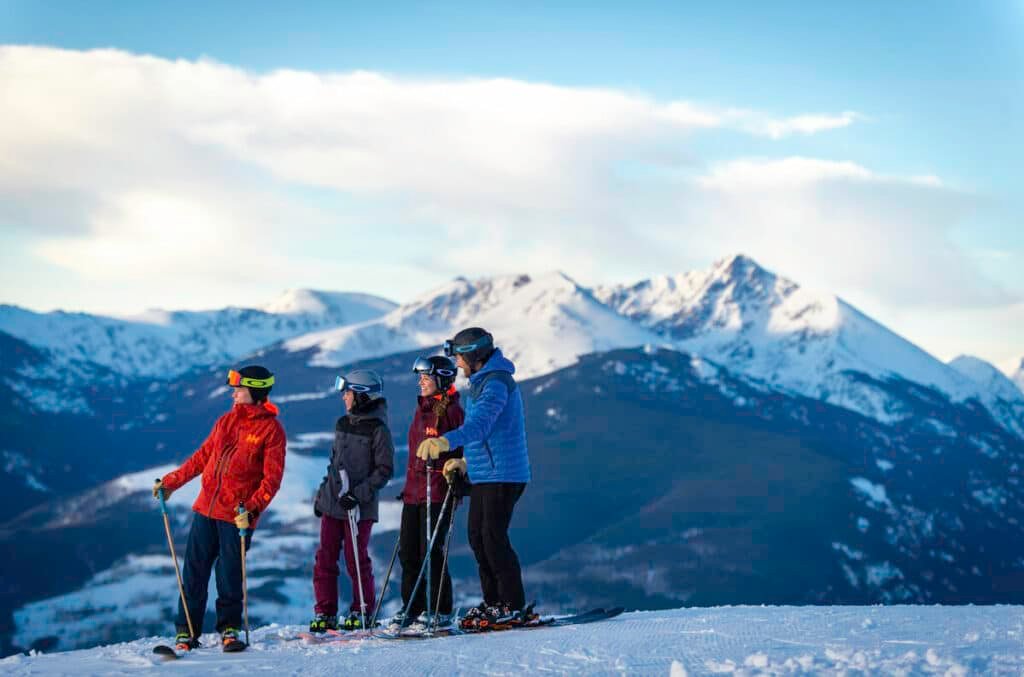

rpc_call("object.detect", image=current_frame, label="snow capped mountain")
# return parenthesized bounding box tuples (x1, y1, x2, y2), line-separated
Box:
(0, 291, 396, 380)
(1013, 358, 1024, 394)
(285, 271, 663, 380)
(596, 255, 1024, 436)
(949, 355, 1024, 403)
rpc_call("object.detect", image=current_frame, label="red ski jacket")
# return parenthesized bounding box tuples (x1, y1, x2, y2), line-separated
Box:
(404, 389, 464, 504)
(162, 401, 287, 527)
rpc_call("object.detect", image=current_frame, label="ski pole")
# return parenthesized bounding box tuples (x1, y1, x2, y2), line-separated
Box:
(425, 459, 433, 624)
(398, 484, 453, 630)
(156, 481, 196, 644)
(369, 533, 401, 629)
(237, 503, 250, 646)
(430, 497, 459, 633)
(349, 509, 368, 629)
(340, 468, 368, 628)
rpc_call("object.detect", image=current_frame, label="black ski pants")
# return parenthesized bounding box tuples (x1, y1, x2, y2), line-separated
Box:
(467, 482, 526, 610)
(176, 512, 252, 635)
(399, 501, 454, 616)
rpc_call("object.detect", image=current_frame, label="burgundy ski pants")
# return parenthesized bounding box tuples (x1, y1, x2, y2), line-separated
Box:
(313, 515, 375, 616)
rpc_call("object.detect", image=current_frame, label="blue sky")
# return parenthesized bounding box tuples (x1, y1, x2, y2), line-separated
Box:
(0, 2, 1021, 368)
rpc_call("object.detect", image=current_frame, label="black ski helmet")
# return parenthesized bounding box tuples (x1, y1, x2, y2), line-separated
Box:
(443, 327, 495, 366)
(412, 355, 458, 391)
(227, 365, 274, 403)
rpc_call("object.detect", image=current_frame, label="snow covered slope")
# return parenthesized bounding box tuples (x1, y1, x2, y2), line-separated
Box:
(596, 255, 1024, 436)
(285, 271, 663, 380)
(9, 450, 404, 654)
(3, 605, 1023, 675)
(0, 290, 396, 380)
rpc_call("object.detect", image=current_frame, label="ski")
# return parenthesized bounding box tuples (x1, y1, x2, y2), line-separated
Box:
(151, 639, 204, 660)
(290, 627, 377, 644)
(466, 606, 623, 633)
(377, 606, 624, 640)
(152, 644, 183, 660)
(152, 635, 249, 658)
(278, 607, 624, 644)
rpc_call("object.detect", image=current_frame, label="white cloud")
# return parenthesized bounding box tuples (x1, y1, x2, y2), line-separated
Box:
(0, 45, 1018, 366)
(0, 46, 868, 296)
(745, 111, 864, 139)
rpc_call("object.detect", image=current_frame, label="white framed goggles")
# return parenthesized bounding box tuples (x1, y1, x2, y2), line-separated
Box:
(334, 376, 381, 394)
(412, 356, 456, 377)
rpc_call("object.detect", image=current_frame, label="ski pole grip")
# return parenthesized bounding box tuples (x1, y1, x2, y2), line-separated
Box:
(237, 502, 249, 537)
(156, 479, 168, 514)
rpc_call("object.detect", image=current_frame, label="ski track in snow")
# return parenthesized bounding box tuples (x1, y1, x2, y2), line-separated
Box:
(4, 606, 1023, 675)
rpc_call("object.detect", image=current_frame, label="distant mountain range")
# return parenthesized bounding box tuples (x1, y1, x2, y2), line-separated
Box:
(1, 255, 1022, 656)
(0, 289, 395, 384)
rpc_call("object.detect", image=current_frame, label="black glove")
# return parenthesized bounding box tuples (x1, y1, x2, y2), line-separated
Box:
(314, 506, 323, 518)
(339, 492, 359, 511)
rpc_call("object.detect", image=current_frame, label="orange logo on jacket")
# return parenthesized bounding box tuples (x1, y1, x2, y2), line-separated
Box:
(425, 426, 438, 437)
(245, 434, 261, 444)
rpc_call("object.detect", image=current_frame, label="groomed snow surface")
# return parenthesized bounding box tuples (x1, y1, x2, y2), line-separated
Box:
(3, 605, 1023, 675)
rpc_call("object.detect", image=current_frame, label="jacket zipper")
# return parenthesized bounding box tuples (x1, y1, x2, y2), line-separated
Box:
(483, 440, 496, 469)
(207, 439, 240, 518)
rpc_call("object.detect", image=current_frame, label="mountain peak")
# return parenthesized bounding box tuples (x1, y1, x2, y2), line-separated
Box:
(262, 288, 397, 317)
(261, 289, 334, 315)
(713, 253, 769, 276)
(1013, 357, 1024, 392)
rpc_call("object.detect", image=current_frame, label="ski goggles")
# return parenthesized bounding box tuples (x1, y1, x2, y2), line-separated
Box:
(412, 357, 457, 378)
(226, 370, 275, 388)
(333, 376, 382, 394)
(442, 333, 492, 357)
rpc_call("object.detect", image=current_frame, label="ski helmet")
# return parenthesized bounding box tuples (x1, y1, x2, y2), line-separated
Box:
(412, 355, 458, 391)
(443, 327, 495, 365)
(227, 365, 274, 402)
(334, 369, 384, 405)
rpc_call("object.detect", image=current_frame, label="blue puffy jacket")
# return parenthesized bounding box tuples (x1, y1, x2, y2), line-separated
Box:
(445, 349, 531, 484)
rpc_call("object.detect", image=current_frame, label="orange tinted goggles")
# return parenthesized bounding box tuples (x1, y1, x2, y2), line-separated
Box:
(226, 370, 275, 388)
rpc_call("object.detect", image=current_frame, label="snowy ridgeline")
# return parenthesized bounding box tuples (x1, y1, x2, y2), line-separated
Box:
(3, 606, 1023, 676)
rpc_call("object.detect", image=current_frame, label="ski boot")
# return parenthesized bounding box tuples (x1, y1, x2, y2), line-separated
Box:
(386, 610, 408, 631)
(459, 601, 495, 630)
(508, 602, 539, 627)
(430, 612, 455, 630)
(221, 627, 246, 652)
(342, 612, 364, 630)
(479, 603, 516, 630)
(174, 630, 199, 652)
(309, 614, 338, 634)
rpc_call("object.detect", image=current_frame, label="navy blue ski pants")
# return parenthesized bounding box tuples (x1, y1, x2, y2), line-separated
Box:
(176, 512, 252, 635)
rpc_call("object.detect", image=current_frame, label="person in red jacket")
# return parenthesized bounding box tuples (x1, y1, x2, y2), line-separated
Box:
(152, 365, 286, 652)
(393, 355, 464, 629)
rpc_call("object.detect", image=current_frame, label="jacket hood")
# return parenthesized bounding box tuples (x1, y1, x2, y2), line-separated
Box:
(348, 397, 388, 423)
(470, 348, 516, 382)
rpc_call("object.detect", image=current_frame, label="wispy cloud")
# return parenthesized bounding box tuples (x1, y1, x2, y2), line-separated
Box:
(742, 111, 865, 139)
